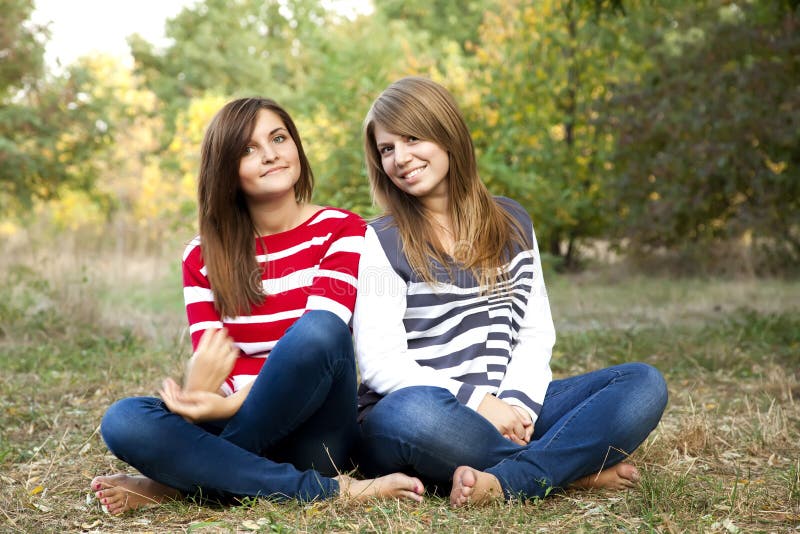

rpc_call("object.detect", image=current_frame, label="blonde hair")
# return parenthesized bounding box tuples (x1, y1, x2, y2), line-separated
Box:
(363, 77, 528, 288)
(198, 97, 313, 317)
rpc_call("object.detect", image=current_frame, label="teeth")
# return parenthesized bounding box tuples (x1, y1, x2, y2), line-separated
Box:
(405, 166, 425, 179)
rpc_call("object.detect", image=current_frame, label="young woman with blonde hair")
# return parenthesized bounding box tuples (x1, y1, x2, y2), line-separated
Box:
(91, 97, 423, 514)
(353, 77, 667, 505)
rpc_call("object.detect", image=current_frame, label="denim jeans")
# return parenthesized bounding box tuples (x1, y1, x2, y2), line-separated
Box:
(357, 362, 668, 499)
(100, 310, 357, 502)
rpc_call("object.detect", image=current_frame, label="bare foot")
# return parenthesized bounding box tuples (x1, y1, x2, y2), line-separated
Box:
(90, 474, 182, 515)
(449, 466, 503, 507)
(571, 463, 640, 491)
(335, 473, 424, 503)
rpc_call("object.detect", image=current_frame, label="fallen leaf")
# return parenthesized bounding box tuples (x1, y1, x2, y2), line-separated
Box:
(241, 519, 260, 531)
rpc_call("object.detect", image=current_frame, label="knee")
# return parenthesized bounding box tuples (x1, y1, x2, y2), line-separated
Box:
(100, 397, 162, 461)
(291, 310, 353, 356)
(361, 386, 453, 442)
(622, 362, 668, 420)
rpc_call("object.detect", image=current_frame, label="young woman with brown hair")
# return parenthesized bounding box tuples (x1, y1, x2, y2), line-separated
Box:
(91, 97, 423, 514)
(353, 77, 668, 505)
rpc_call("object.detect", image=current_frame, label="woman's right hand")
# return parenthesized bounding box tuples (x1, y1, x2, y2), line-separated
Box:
(160, 377, 237, 422)
(477, 393, 531, 446)
(184, 328, 239, 393)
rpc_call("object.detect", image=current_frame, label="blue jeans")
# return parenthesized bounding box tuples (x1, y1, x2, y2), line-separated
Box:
(357, 362, 667, 499)
(100, 310, 357, 502)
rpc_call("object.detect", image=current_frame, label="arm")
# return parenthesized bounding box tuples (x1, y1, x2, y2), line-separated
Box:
(354, 227, 485, 410)
(182, 238, 235, 395)
(303, 210, 366, 325)
(496, 224, 555, 428)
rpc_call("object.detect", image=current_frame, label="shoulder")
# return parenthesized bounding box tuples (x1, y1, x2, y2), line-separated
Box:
(494, 196, 531, 223)
(366, 215, 402, 250)
(307, 207, 366, 234)
(367, 214, 397, 238)
(182, 235, 203, 265)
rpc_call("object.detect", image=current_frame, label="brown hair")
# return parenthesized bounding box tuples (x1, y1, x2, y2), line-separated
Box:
(363, 76, 528, 288)
(198, 97, 313, 317)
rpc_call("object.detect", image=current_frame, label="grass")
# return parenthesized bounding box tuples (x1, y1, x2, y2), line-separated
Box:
(0, 240, 798, 533)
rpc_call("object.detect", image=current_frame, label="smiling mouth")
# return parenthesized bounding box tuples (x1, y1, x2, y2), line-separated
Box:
(402, 165, 426, 180)
(261, 166, 287, 177)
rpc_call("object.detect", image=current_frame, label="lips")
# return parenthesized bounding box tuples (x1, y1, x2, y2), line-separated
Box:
(261, 166, 288, 177)
(401, 165, 426, 180)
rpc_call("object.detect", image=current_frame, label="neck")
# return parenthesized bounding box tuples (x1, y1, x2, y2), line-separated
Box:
(247, 194, 304, 236)
(420, 191, 450, 221)
(421, 195, 454, 254)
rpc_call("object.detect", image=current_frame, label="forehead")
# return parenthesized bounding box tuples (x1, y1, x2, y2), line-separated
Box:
(252, 108, 287, 134)
(372, 122, 403, 144)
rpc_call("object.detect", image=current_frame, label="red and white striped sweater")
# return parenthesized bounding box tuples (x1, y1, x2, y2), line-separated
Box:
(182, 207, 366, 396)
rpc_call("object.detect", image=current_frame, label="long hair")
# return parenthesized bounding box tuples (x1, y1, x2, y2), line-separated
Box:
(363, 76, 528, 289)
(198, 97, 314, 317)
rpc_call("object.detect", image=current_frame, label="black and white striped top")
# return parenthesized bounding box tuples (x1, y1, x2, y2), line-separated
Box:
(354, 198, 555, 424)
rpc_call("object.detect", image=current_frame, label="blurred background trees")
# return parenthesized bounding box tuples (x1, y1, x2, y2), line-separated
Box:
(2, 0, 797, 274)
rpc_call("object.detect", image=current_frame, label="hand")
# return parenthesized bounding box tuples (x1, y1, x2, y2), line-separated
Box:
(159, 377, 238, 422)
(477, 394, 529, 445)
(184, 328, 238, 393)
(510, 405, 534, 443)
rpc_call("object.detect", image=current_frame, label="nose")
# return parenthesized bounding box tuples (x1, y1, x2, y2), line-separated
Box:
(394, 143, 411, 166)
(261, 145, 278, 163)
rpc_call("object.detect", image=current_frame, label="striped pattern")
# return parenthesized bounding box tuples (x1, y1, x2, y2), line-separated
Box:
(354, 197, 554, 423)
(182, 208, 366, 396)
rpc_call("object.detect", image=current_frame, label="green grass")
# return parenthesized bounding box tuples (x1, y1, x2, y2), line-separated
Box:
(1, 251, 798, 532)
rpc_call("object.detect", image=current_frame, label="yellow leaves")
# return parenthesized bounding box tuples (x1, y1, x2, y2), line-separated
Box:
(33, 189, 105, 231)
(549, 124, 566, 141)
(133, 161, 195, 227)
(0, 221, 18, 236)
(29, 485, 44, 496)
(649, 191, 661, 201)
(764, 157, 787, 175)
(485, 109, 500, 128)
(741, 229, 753, 246)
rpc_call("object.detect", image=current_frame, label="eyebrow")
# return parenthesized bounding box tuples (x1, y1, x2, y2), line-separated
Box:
(269, 127, 288, 135)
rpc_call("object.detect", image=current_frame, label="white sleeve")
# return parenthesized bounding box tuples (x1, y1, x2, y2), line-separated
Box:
(496, 225, 554, 425)
(354, 227, 481, 406)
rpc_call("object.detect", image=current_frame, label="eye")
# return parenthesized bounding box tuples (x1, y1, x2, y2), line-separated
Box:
(407, 135, 420, 143)
(243, 146, 256, 155)
(273, 134, 287, 144)
(378, 145, 393, 155)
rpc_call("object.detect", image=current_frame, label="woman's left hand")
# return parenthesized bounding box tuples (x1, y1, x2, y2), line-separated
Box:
(510, 405, 534, 443)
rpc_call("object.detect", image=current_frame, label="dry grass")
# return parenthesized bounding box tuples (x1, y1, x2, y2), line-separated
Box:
(1, 234, 798, 533)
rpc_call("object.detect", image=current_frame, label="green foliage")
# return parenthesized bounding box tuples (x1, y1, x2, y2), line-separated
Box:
(604, 1, 800, 265)
(462, 0, 635, 268)
(0, 0, 45, 94)
(130, 0, 333, 147)
(5, 0, 800, 274)
(374, 0, 500, 50)
(0, 1, 119, 216)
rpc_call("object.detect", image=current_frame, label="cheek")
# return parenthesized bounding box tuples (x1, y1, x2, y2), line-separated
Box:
(381, 157, 394, 177)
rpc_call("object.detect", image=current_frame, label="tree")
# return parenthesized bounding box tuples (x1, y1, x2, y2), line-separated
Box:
(605, 1, 800, 269)
(460, 0, 636, 269)
(373, 0, 500, 51)
(0, 0, 117, 215)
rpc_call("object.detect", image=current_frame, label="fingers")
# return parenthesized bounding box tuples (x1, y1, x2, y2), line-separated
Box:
(195, 328, 236, 359)
(509, 434, 527, 446)
(523, 424, 534, 442)
(195, 328, 218, 354)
